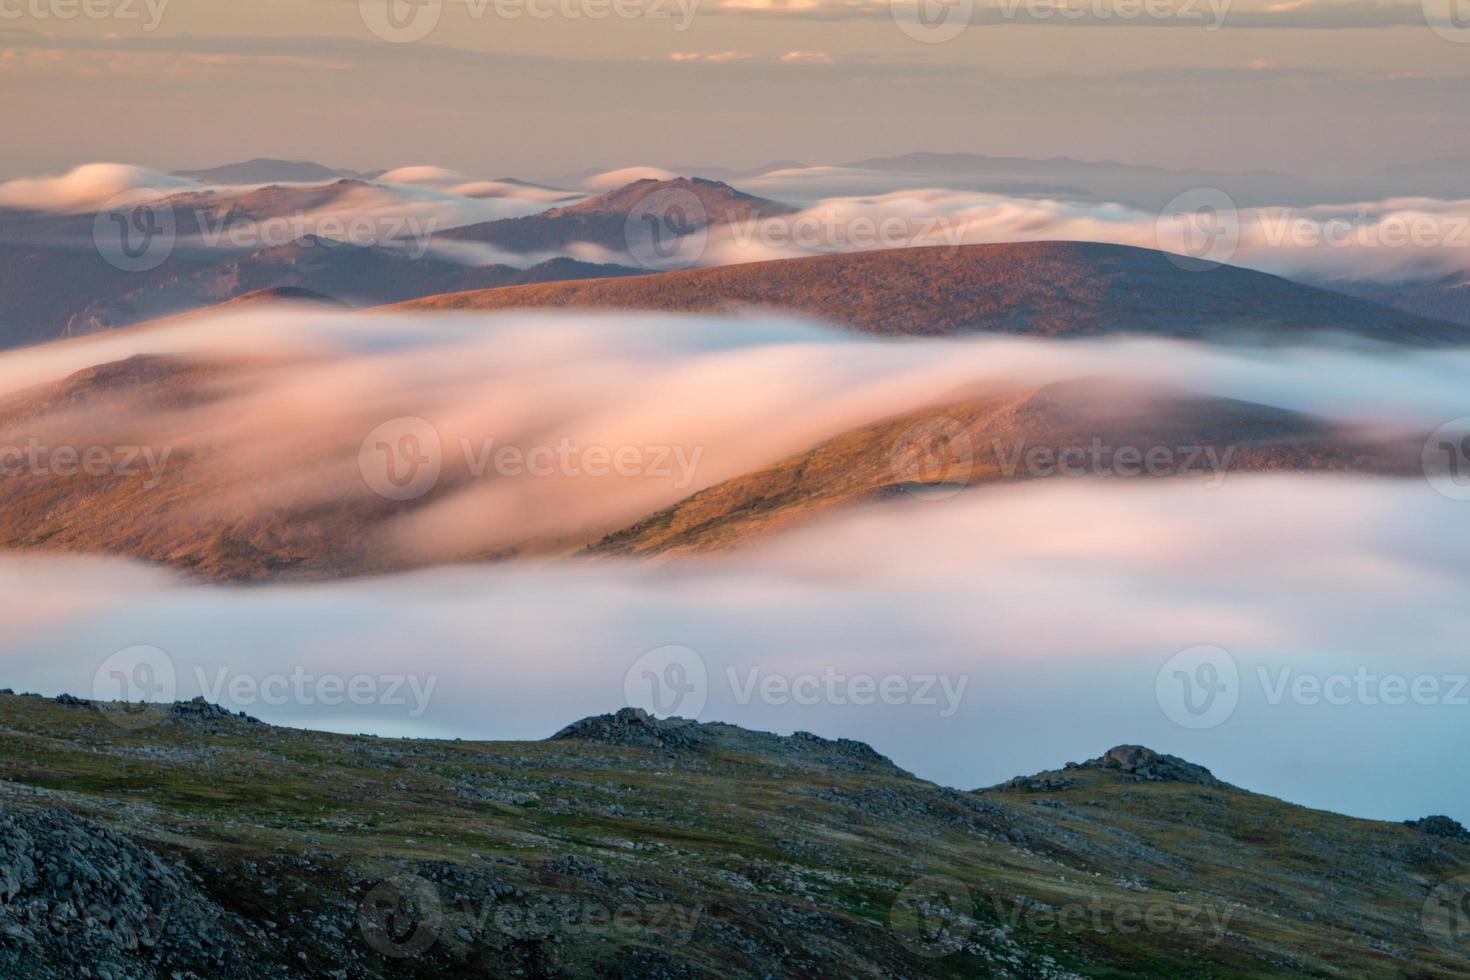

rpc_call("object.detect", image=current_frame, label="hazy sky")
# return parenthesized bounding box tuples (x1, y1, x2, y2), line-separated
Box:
(2, 0, 1469, 190)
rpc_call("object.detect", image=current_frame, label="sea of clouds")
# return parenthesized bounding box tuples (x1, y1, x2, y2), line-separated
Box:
(4, 162, 1469, 284)
(0, 172, 1465, 824)
(0, 306, 1466, 564)
(1, 476, 1468, 825)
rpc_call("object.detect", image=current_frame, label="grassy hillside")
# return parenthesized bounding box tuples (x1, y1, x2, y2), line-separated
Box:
(0, 694, 1466, 978)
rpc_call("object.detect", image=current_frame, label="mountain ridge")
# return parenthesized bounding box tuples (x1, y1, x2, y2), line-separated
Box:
(1, 692, 1467, 977)
(390, 241, 1467, 344)
(442, 176, 794, 254)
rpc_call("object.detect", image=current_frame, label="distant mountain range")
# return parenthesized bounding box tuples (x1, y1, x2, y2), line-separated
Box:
(442, 176, 794, 255)
(170, 152, 1470, 205)
(550, 161, 807, 188)
(172, 158, 365, 184)
(0, 177, 642, 347)
(61, 239, 637, 337)
(1333, 273, 1470, 329)
(3, 167, 1465, 351)
(395, 240, 1466, 345)
(1372, 154, 1470, 201)
(838, 152, 1324, 208)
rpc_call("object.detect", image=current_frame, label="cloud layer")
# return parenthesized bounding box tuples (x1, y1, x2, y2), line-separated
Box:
(4, 161, 1468, 284)
(2, 476, 1468, 826)
(0, 306, 1464, 567)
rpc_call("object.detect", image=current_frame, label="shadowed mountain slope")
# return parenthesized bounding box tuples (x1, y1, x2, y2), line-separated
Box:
(442, 177, 794, 254)
(60, 238, 639, 336)
(0, 177, 642, 346)
(392, 242, 1466, 344)
(172, 158, 362, 183)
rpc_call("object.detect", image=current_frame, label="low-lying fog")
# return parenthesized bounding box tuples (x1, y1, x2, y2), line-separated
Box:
(2, 476, 1468, 825)
(2, 307, 1468, 563)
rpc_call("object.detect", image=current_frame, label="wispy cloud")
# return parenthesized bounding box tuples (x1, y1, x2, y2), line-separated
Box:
(669, 50, 755, 62)
(780, 50, 834, 64)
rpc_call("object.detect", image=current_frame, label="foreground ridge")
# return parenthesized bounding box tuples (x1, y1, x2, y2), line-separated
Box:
(0, 693, 1467, 978)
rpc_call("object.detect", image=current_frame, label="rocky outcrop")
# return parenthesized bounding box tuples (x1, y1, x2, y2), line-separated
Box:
(1405, 815, 1470, 842)
(0, 804, 280, 979)
(550, 707, 706, 750)
(168, 696, 261, 726)
(549, 708, 899, 774)
(1078, 745, 1224, 787)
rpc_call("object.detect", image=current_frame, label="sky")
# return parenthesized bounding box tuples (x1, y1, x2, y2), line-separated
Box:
(2, 0, 1469, 179)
